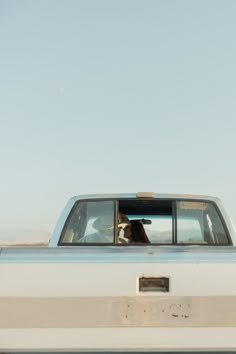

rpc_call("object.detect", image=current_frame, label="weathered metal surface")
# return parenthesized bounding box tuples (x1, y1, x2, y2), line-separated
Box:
(1, 295, 236, 328)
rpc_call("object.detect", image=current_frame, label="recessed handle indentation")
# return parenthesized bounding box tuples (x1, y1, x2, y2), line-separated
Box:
(139, 277, 169, 292)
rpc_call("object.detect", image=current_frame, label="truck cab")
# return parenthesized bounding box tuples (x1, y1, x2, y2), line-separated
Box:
(50, 192, 235, 247)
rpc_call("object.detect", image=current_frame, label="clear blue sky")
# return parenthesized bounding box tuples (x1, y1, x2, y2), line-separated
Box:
(1, 0, 236, 238)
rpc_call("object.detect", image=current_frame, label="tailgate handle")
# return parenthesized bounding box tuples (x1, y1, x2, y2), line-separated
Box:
(139, 277, 169, 292)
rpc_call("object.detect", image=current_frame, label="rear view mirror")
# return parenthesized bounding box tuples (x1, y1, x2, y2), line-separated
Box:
(141, 218, 152, 225)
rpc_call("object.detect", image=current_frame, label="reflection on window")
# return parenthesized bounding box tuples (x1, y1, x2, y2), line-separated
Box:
(60, 201, 115, 244)
(177, 216, 203, 243)
(176, 201, 229, 245)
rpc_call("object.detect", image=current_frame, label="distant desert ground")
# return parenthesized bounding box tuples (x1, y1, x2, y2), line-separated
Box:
(0, 229, 51, 247)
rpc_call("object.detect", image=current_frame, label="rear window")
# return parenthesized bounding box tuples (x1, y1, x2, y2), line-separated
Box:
(59, 199, 230, 246)
(176, 201, 229, 244)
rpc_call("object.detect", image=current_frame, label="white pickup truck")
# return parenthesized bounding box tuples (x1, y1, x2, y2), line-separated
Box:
(1, 192, 236, 353)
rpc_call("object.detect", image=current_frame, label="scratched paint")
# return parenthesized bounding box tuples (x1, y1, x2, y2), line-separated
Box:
(0, 296, 236, 328)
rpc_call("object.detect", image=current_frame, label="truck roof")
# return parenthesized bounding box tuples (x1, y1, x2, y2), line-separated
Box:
(70, 193, 220, 202)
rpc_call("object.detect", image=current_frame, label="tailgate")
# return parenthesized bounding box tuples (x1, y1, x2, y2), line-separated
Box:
(1, 246, 236, 352)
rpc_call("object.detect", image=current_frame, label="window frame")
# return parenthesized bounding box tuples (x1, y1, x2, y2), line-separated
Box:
(58, 198, 232, 246)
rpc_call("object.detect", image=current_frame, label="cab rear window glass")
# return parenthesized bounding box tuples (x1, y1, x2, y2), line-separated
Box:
(59, 199, 230, 246)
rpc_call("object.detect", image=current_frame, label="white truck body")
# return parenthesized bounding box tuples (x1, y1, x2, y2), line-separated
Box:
(1, 193, 236, 353)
